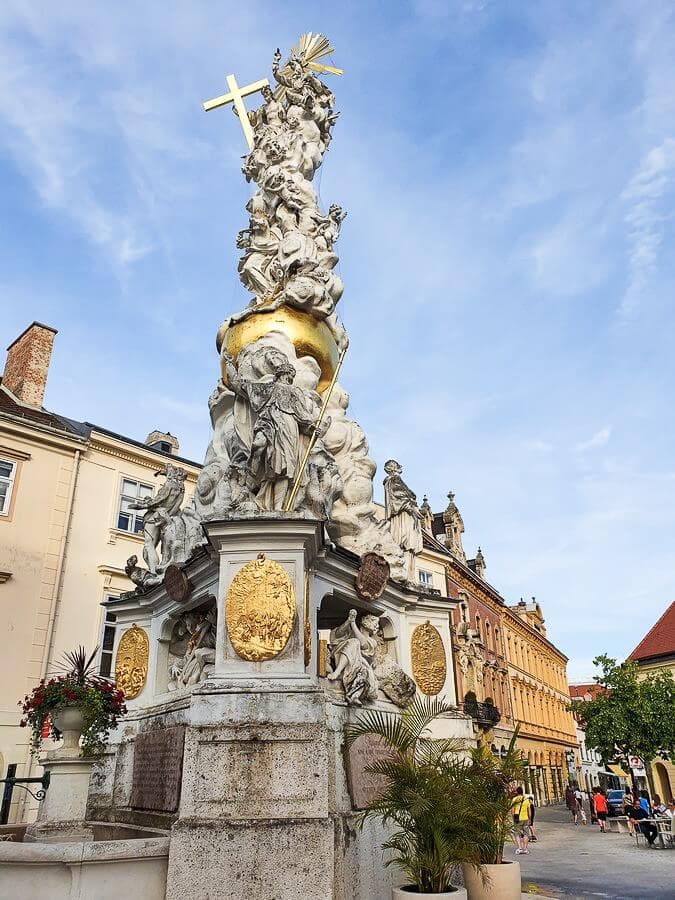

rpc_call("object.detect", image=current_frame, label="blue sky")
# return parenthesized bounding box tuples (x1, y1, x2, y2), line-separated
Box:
(1, 1, 674, 680)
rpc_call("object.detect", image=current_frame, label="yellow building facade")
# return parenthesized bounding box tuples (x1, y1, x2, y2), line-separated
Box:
(421, 493, 577, 800)
(502, 600, 578, 803)
(0, 323, 199, 822)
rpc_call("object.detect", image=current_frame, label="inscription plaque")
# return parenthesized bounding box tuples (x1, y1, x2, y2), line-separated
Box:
(344, 733, 391, 810)
(130, 725, 185, 812)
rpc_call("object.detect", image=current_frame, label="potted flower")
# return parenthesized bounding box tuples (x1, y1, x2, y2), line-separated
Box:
(345, 696, 488, 898)
(460, 731, 524, 900)
(19, 647, 126, 757)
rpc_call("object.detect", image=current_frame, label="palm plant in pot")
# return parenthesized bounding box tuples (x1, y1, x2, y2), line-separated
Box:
(19, 646, 126, 757)
(460, 730, 525, 900)
(345, 696, 491, 898)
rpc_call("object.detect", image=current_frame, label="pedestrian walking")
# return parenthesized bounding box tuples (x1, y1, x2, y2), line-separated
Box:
(589, 789, 597, 824)
(528, 793, 538, 842)
(511, 787, 532, 855)
(574, 787, 587, 824)
(565, 784, 577, 823)
(592, 787, 608, 833)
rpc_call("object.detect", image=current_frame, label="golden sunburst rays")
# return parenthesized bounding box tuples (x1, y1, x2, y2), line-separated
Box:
(292, 32, 343, 76)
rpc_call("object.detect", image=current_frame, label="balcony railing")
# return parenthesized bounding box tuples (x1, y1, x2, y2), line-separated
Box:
(464, 698, 502, 728)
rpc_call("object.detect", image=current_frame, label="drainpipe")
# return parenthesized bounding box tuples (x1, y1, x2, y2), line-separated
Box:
(39, 448, 81, 681)
(18, 448, 81, 821)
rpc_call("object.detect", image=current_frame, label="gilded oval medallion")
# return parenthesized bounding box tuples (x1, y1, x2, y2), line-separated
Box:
(226, 555, 296, 662)
(114, 624, 149, 699)
(410, 621, 447, 696)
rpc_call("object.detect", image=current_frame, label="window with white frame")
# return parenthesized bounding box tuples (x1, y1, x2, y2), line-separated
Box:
(0, 459, 16, 516)
(98, 608, 118, 678)
(418, 569, 434, 587)
(116, 478, 153, 533)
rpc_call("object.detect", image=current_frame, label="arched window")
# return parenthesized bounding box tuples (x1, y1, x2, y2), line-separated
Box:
(475, 615, 482, 641)
(485, 621, 492, 651)
(494, 626, 501, 656)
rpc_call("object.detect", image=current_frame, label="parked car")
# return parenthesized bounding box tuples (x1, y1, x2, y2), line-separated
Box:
(607, 789, 626, 816)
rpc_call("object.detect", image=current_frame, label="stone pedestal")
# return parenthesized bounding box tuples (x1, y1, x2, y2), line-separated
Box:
(165, 519, 334, 900)
(27, 750, 95, 842)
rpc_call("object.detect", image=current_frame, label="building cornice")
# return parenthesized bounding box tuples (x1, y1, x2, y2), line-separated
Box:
(0, 412, 86, 453)
(88, 432, 200, 475)
(446, 562, 505, 616)
(502, 607, 568, 663)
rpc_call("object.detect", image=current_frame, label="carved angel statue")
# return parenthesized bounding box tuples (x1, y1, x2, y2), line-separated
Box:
(222, 349, 329, 510)
(129, 464, 186, 574)
(383, 459, 423, 582)
(327, 610, 379, 706)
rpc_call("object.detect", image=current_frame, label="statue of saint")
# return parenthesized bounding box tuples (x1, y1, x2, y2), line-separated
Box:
(383, 459, 423, 582)
(223, 349, 325, 510)
(129, 464, 186, 574)
(327, 610, 379, 706)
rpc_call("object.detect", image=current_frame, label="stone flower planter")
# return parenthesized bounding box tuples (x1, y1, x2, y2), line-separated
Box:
(461, 861, 521, 900)
(393, 887, 468, 899)
(52, 706, 85, 752)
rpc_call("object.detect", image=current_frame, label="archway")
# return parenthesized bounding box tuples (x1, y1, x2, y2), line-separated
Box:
(654, 762, 673, 802)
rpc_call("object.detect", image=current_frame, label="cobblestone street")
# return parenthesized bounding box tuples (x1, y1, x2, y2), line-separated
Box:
(503, 804, 674, 899)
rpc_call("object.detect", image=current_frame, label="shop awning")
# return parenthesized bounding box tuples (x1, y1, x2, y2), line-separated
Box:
(608, 764, 630, 778)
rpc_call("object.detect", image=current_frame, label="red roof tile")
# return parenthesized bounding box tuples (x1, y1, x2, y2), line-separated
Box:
(569, 683, 606, 700)
(627, 601, 675, 663)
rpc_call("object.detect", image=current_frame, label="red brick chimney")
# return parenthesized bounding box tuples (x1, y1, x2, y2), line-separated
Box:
(2, 322, 58, 408)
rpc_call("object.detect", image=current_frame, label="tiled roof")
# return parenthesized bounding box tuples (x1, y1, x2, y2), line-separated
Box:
(569, 683, 606, 700)
(0, 381, 81, 435)
(627, 601, 675, 663)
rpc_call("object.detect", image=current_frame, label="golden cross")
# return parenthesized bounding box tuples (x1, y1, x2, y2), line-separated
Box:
(203, 74, 269, 150)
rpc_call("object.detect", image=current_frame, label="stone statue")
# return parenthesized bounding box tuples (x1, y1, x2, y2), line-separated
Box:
(323, 386, 407, 581)
(383, 460, 423, 582)
(129, 465, 186, 574)
(373, 632, 416, 708)
(168, 605, 217, 692)
(222, 347, 329, 510)
(327, 610, 379, 706)
(125, 39, 416, 591)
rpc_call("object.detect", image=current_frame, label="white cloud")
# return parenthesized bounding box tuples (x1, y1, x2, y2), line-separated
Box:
(620, 138, 675, 316)
(574, 427, 612, 453)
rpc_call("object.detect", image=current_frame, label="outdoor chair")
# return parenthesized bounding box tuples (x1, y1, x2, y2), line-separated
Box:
(634, 818, 674, 849)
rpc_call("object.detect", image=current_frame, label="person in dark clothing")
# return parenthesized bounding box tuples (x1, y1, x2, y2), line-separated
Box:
(628, 802, 658, 847)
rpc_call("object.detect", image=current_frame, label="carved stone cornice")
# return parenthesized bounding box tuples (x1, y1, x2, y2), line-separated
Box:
(445, 562, 504, 616)
(502, 608, 568, 663)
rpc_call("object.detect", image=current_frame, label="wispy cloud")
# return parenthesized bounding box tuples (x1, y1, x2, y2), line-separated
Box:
(620, 138, 675, 316)
(574, 427, 612, 453)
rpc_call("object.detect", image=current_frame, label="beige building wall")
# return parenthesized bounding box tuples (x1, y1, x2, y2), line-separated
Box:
(0, 417, 199, 823)
(0, 421, 83, 795)
(0, 323, 201, 822)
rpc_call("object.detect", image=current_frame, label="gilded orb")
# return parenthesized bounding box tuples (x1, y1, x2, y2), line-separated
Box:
(217, 307, 339, 393)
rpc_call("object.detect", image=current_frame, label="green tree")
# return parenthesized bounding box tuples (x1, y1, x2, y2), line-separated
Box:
(570, 654, 675, 793)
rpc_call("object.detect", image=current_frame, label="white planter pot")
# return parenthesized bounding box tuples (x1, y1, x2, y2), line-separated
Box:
(52, 706, 85, 752)
(393, 886, 467, 899)
(461, 861, 521, 900)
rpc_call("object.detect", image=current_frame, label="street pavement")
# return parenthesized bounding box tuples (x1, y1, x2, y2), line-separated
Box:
(503, 803, 674, 899)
